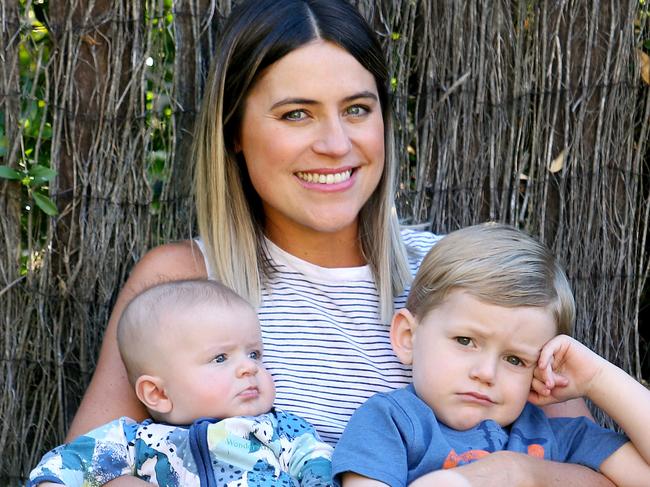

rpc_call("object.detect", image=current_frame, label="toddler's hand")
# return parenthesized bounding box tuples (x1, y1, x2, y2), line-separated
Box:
(528, 334, 606, 406)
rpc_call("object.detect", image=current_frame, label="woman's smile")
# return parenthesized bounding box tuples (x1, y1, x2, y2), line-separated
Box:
(294, 167, 356, 191)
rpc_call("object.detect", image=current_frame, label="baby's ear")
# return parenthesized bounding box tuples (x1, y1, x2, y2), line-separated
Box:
(135, 375, 172, 415)
(390, 309, 418, 365)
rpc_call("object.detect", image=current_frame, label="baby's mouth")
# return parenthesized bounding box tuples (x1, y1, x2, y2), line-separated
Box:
(238, 386, 260, 399)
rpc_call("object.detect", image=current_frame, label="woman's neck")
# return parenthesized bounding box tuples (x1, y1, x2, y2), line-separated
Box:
(264, 219, 366, 268)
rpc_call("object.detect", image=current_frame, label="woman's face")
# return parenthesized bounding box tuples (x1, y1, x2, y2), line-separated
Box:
(238, 40, 385, 241)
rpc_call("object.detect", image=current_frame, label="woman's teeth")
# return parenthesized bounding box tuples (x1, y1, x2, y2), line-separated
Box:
(296, 170, 352, 184)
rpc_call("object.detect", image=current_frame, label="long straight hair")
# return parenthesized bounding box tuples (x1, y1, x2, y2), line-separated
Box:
(194, 0, 411, 321)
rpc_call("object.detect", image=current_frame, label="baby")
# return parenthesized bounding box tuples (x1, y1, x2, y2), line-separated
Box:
(333, 223, 649, 487)
(29, 280, 333, 487)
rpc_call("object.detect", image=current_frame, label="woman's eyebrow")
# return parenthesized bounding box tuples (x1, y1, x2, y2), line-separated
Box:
(270, 91, 378, 110)
(271, 97, 318, 110)
(342, 91, 378, 103)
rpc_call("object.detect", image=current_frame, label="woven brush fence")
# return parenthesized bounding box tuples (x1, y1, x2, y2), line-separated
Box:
(1, 0, 648, 482)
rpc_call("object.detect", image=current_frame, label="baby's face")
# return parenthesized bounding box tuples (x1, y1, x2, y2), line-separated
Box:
(410, 290, 556, 430)
(158, 301, 275, 424)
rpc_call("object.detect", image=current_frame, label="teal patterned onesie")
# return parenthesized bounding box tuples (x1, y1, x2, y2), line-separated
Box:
(28, 409, 333, 486)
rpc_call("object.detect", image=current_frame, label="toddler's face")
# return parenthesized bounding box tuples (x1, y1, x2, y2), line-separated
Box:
(406, 290, 556, 430)
(158, 301, 275, 424)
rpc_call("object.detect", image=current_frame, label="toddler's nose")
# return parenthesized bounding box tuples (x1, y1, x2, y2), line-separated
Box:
(469, 357, 497, 385)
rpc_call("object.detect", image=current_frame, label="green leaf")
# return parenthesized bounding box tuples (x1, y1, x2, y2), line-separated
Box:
(32, 191, 58, 216)
(0, 165, 23, 180)
(29, 164, 57, 183)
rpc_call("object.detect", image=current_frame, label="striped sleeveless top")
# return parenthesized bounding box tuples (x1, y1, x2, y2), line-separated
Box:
(198, 229, 440, 445)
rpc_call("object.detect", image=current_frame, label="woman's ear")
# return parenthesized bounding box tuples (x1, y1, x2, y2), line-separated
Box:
(390, 308, 418, 366)
(135, 375, 172, 415)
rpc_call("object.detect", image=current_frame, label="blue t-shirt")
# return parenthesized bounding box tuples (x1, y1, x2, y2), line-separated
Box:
(332, 385, 628, 487)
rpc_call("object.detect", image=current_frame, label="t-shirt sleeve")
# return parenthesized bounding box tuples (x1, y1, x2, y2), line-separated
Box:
(27, 417, 137, 487)
(549, 416, 629, 471)
(332, 394, 411, 487)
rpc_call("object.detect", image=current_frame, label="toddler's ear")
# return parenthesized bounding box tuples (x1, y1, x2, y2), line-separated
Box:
(391, 309, 418, 365)
(135, 375, 172, 415)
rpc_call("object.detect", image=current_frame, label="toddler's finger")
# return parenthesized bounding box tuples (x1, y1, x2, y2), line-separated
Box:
(537, 347, 555, 370)
(552, 374, 570, 387)
(536, 362, 556, 389)
(531, 376, 550, 396)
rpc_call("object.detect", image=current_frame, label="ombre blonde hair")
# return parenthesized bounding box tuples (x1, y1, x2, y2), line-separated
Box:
(406, 223, 575, 335)
(193, 0, 411, 321)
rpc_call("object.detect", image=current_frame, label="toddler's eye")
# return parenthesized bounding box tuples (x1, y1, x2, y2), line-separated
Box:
(505, 355, 523, 366)
(455, 337, 472, 346)
(282, 109, 307, 121)
(249, 350, 262, 360)
(212, 354, 227, 363)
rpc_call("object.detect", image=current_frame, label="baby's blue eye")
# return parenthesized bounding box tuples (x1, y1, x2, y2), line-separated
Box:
(505, 355, 523, 366)
(249, 350, 262, 360)
(213, 354, 226, 363)
(456, 337, 472, 346)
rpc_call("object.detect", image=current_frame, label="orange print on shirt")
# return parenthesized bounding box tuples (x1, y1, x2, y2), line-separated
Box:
(527, 444, 545, 458)
(443, 449, 490, 469)
(443, 445, 545, 468)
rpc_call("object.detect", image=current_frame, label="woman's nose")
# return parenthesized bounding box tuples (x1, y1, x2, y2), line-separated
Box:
(312, 116, 352, 157)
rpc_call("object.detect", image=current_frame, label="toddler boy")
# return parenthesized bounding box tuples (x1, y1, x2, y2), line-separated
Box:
(29, 280, 333, 487)
(333, 223, 649, 487)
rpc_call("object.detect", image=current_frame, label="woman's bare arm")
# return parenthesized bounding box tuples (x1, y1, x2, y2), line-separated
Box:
(66, 240, 207, 440)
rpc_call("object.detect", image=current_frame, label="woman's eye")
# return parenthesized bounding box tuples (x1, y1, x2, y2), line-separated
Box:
(212, 354, 227, 363)
(282, 109, 307, 121)
(345, 105, 369, 117)
(455, 337, 472, 346)
(505, 355, 523, 366)
(249, 350, 262, 360)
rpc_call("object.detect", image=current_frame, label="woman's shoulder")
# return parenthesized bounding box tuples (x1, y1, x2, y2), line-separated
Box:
(126, 240, 208, 290)
(400, 226, 443, 251)
(400, 226, 444, 272)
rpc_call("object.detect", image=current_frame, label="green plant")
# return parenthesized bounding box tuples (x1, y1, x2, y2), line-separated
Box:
(0, 163, 57, 216)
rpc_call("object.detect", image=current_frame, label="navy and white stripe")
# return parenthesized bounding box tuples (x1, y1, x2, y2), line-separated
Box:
(201, 229, 441, 445)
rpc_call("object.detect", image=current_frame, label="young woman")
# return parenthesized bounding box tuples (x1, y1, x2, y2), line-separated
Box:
(66, 1, 612, 485)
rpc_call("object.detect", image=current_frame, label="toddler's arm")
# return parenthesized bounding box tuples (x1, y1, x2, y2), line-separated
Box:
(530, 334, 650, 486)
